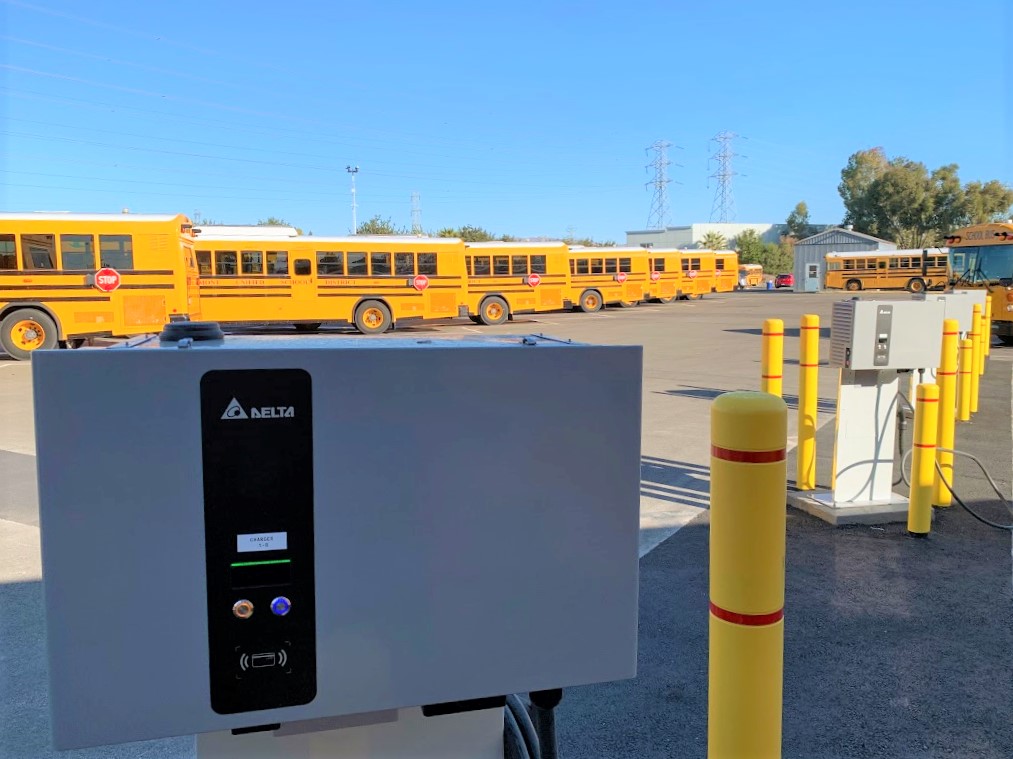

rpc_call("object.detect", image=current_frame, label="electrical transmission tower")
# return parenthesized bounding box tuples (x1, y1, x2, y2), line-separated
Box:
(708, 132, 743, 223)
(644, 140, 673, 229)
(411, 192, 422, 235)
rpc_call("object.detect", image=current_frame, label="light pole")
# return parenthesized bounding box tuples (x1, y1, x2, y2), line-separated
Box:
(346, 165, 359, 234)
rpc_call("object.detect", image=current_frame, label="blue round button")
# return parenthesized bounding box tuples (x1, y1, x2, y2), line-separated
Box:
(270, 596, 291, 616)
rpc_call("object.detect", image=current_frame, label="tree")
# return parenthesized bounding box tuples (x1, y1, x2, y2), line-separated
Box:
(698, 231, 727, 250)
(456, 225, 496, 242)
(963, 180, 1013, 224)
(564, 235, 616, 247)
(357, 215, 405, 235)
(785, 202, 812, 239)
(733, 229, 764, 264)
(435, 227, 458, 238)
(257, 217, 303, 234)
(839, 148, 888, 233)
(838, 149, 1013, 245)
(735, 229, 792, 273)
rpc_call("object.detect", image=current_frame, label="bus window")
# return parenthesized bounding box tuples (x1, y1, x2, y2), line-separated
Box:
(99, 235, 134, 269)
(619, 258, 631, 273)
(605, 258, 618, 273)
(531, 255, 546, 274)
(216, 251, 237, 275)
(511, 255, 528, 275)
(569, 259, 575, 275)
(465, 256, 472, 275)
(715, 259, 724, 270)
(681, 258, 690, 271)
(371, 252, 391, 276)
(60, 235, 95, 270)
(267, 251, 288, 275)
(196, 250, 212, 275)
(576, 259, 589, 274)
(347, 252, 367, 275)
(691, 258, 701, 269)
(317, 251, 344, 275)
(294, 259, 311, 276)
(878, 260, 887, 270)
(0, 235, 15, 269)
(241, 251, 263, 275)
(22, 234, 55, 269)
(418, 253, 437, 275)
(889, 258, 900, 268)
(655, 258, 665, 272)
(474, 256, 491, 275)
(395, 253, 414, 275)
(494, 255, 509, 275)
(590, 259, 603, 274)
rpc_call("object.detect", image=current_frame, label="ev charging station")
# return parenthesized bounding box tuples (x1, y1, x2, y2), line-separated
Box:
(912, 290, 988, 383)
(808, 298, 945, 519)
(33, 328, 642, 756)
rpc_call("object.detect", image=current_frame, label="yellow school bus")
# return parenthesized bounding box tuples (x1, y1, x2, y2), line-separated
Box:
(738, 263, 763, 288)
(193, 235, 468, 334)
(645, 249, 711, 302)
(711, 250, 739, 292)
(824, 249, 949, 292)
(945, 222, 1013, 345)
(566, 247, 651, 311)
(0, 213, 199, 360)
(463, 241, 570, 324)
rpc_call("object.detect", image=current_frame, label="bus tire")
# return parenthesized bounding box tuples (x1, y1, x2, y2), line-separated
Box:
(478, 296, 509, 325)
(845, 279, 862, 291)
(658, 297, 676, 304)
(686, 293, 703, 301)
(294, 323, 322, 332)
(906, 278, 926, 293)
(578, 289, 603, 313)
(353, 301, 392, 335)
(1, 308, 59, 360)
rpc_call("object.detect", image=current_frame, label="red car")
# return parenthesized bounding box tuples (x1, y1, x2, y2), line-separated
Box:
(774, 273, 794, 288)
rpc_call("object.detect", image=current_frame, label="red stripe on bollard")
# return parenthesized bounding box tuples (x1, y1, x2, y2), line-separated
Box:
(711, 445, 786, 463)
(709, 601, 784, 626)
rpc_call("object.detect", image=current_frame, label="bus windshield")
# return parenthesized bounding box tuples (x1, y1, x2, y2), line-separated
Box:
(957, 246, 1013, 284)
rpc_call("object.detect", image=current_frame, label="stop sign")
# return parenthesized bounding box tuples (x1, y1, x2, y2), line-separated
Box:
(615, 272, 628, 283)
(94, 268, 121, 293)
(412, 274, 429, 291)
(650, 271, 661, 282)
(688, 270, 698, 279)
(526, 273, 541, 287)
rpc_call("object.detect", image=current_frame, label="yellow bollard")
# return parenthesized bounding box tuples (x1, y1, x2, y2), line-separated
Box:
(933, 320, 959, 507)
(984, 294, 993, 360)
(970, 304, 982, 414)
(797, 314, 819, 491)
(907, 383, 939, 537)
(761, 318, 784, 397)
(957, 338, 972, 423)
(709, 392, 786, 759)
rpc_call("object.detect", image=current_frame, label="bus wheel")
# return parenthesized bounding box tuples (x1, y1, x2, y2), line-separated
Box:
(906, 278, 926, 293)
(579, 290, 603, 313)
(479, 296, 509, 326)
(294, 322, 322, 332)
(658, 297, 676, 304)
(845, 279, 862, 291)
(354, 301, 391, 335)
(686, 293, 703, 301)
(1, 308, 58, 360)
(617, 300, 638, 308)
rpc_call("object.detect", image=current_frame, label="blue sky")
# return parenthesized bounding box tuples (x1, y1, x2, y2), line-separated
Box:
(1, 0, 1010, 241)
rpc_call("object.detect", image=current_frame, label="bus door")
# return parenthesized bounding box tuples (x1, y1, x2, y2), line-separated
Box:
(182, 242, 202, 320)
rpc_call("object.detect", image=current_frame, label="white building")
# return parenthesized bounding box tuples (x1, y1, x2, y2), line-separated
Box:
(626, 223, 786, 249)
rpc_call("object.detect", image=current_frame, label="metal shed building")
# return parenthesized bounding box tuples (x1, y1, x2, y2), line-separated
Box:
(792, 227, 896, 291)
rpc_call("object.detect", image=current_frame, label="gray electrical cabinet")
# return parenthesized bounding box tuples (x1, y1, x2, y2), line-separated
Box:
(912, 290, 988, 333)
(830, 299, 945, 370)
(33, 333, 642, 750)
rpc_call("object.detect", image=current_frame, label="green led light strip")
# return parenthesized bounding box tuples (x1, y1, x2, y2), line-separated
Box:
(230, 558, 292, 568)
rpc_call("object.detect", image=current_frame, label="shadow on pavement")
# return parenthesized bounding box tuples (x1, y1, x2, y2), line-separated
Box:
(641, 455, 711, 510)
